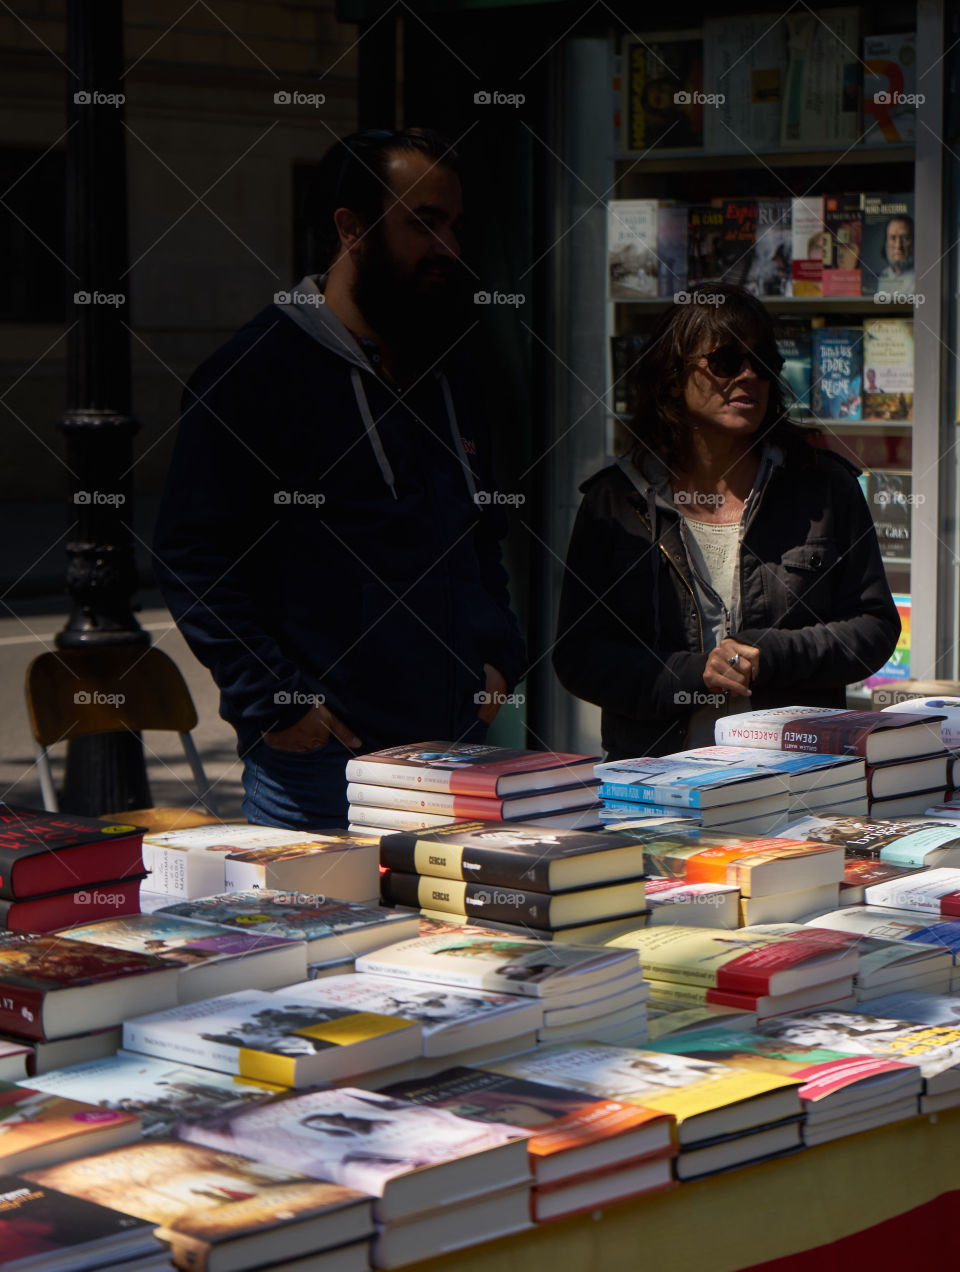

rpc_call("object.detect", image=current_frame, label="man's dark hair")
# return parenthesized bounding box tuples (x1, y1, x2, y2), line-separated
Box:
(308, 127, 460, 270)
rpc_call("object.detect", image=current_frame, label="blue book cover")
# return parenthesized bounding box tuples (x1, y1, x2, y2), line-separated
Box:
(811, 327, 862, 420)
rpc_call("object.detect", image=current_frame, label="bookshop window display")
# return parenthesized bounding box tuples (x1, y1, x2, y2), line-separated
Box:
(545, 2, 955, 750)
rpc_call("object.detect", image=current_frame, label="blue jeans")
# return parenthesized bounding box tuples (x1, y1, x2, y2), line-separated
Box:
(241, 738, 351, 831)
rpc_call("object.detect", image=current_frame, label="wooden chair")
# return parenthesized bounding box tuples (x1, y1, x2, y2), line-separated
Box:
(25, 646, 221, 828)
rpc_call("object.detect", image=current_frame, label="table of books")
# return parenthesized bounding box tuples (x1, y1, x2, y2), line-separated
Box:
(400, 1106, 960, 1272)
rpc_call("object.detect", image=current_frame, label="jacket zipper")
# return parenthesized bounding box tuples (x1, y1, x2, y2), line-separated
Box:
(634, 508, 704, 653)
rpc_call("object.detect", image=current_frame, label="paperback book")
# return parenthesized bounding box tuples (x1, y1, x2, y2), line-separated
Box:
(776, 816, 960, 868)
(223, 836, 381, 901)
(0, 1083, 141, 1173)
(811, 328, 861, 419)
(140, 823, 329, 899)
(860, 193, 915, 296)
(607, 199, 659, 299)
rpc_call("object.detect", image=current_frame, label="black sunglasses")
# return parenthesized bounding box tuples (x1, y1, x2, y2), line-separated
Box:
(698, 345, 784, 381)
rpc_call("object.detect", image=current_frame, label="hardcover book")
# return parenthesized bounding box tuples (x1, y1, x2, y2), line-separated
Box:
(862, 318, 913, 419)
(56, 914, 306, 1003)
(606, 925, 858, 996)
(776, 816, 960, 868)
(0, 877, 144, 934)
(380, 870, 646, 931)
(355, 932, 638, 1001)
(274, 972, 543, 1056)
(26, 1141, 375, 1272)
(0, 1173, 164, 1270)
(345, 744, 598, 796)
(0, 1083, 141, 1173)
(883, 695, 960, 749)
(715, 707, 945, 762)
(791, 197, 823, 296)
(860, 193, 915, 296)
(607, 199, 659, 299)
(811, 329, 862, 420)
(489, 1042, 802, 1146)
(346, 782, 598, 821)
(123, 989, 423, 1087)
(176, 1087, 531, 1221)
(0, 933, 179, 1041)
(0, 805, 144, 900)
(380, 1065, 674, 1185)
(156, 892, 419, 962)
(379, 822, 644, 891)
(22, 1052, 284, 1137)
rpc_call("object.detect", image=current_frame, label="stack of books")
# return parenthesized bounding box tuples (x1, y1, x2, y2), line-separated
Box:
(156, 890, 420, 976)
(487, 1042, 805, 1180)
(141, 823, 383, 908)
(175, 1086, 534, 1266)
(671, 746, 868, 818)
(747, 921, 953, 1004)
(615, 824, 846, 928)
(804, 907, 960, 993)
(594, 756, 792, 835)
(355, 929, 649, 1049)
(52, 913, 308, 1004)
(378, 820, 648, 943)
(606, 924, 860, 1019)
(380, 1065, 676, 1219)
(26, 1140, 377, 1272)
(644, 1025, 922, 1146)
(714, 707, 951, 817)
(345, 743, 603, 834)
(754, 1009, 960, 1116)
(0, 804, 146, 932)
(274, 972, 544, 1075)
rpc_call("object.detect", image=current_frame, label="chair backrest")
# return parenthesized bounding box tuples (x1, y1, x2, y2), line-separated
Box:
(26, 646, 199, 747)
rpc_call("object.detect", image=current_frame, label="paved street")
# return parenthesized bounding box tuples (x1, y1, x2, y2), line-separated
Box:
(0, 593, 245, 820)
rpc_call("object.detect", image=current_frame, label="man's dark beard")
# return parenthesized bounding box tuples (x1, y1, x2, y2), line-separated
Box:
(351, 226, 471, 380)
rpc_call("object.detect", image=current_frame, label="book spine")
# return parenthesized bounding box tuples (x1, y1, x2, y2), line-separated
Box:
(347, 784, 505, 818)
(141, 841, 189, 897)
(380, 870, 556, 929)
(0, 983, 47, 1039)
(344, 760, 459, 793)
(598, 782, 699, 809)
(379, 837, 552, 890)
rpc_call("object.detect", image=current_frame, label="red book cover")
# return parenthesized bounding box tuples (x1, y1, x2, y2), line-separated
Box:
(0, 878, 143, 933)
(779, 712, 942, 757)
(347, 744, 599, 796)
(0, 934, 170, 1040)
(0, 806, 144, 900)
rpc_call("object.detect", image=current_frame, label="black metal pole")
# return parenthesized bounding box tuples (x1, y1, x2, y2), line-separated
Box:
(58, 0, 150, 814)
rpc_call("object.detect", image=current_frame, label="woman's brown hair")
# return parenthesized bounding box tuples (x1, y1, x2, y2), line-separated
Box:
(623, 283, 818, 470)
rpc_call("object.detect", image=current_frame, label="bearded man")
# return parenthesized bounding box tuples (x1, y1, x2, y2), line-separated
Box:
(154, 128, 526, 828)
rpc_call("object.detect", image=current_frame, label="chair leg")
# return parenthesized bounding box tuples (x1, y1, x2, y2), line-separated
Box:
(179, 732, 220, 818)
(33, 741, 58, 812)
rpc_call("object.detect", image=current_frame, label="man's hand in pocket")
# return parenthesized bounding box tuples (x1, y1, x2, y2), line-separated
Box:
(264, 703, 362, 753)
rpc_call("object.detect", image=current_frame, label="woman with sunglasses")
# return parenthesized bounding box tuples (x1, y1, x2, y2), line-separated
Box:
(553, 283, 900, 760)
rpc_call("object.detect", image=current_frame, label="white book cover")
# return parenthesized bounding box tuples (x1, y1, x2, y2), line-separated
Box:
(177, 1087, 528, 1204)
(355, 932, 637, 999)
(714, 706, 840, 748)
(863, 867, 960, 917)
(275, 972, 544, 1054)
(884, 696, 960, 750)
(608, 199, 659, 299)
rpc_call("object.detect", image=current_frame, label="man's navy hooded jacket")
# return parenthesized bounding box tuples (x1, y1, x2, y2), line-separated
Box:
(153, 276, 527, 757)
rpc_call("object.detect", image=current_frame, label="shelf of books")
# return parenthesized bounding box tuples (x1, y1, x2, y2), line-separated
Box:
(595, 7, 941, 718)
